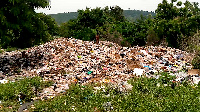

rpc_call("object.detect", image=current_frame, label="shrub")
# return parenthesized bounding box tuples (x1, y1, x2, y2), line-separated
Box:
(5, 47, 17, 52)
(192, 53, 200, 69)
(32, 75, 200, 111)
(146, 27, 160, 46)
(0, 49, 4, 53)
(0, 77, 53, 111)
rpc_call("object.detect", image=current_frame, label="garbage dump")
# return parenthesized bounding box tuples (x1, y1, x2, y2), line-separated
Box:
(0, 37, 199, 99)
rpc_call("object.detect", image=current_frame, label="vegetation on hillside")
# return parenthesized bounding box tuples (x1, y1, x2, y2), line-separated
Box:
(49, 10, 156, 25)
(58, 1, 200, 48)
(58, 6, 153, 47)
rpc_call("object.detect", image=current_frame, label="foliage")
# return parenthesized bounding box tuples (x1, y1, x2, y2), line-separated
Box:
(192, 52, 200, 69)
(58, 6, 127, 45)
(37, 13, 59, 36)
(154, 0, 200, 48)
(123, 10, 156, 22)
(0, 0, 58, 48)
(1, 0, 200, 51)
(58, 22, 70, 38)
(58, 1, 200, 48)
(0, 49, 4, 53)
(158, 72, 176, 84)
(58, 6, 155, 47)
(155, 0, 178, 20)
(50, 10, 156, 25)
(32, 75, 200, 112)
(5, 47, 17, 52)
(50, 12, 79, 25)
(56, 0, 196, 48)
(0, 77, 53, 111)
(178, 31, 200, 69)
(146, 27, 159, 46)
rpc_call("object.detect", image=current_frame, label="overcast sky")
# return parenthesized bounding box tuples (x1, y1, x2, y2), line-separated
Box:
(35, 0, 199, 14)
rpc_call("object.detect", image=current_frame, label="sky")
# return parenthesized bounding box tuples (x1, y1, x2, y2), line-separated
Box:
(35, 0, 200, 14)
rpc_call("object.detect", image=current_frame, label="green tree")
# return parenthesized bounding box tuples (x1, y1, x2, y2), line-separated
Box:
(37, 13, 59, 36)
(59, 6, 126, 42)
(109, 6, 125, 22)
(59, 22, 70, 37)
(155, 0, 178, 20)
(77, 7, 106, 29)
(154, 0, 200, 48)
(122, 15, 153, 46)
(0, 0, 58, 48)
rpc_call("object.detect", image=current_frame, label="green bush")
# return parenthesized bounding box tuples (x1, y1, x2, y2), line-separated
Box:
(192, 53, 200, 69)
(32, 75, 200, 112)
(0, 77, 53, 111)
(0, 49, 4, 53)
(5, 47, 17, 52)
(74, 28, 96, 41)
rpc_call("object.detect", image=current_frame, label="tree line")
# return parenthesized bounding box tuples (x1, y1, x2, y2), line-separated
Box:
(49, 10, 156, 25)
(59, 0, 200, 48)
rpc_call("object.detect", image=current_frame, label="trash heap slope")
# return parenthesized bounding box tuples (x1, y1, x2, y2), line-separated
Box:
(0, 37, 197, 86)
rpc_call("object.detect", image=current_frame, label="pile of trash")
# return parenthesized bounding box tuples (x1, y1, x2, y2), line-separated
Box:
(0, 37, 199, 99)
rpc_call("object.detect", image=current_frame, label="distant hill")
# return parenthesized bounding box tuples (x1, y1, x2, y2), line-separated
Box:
(49, 10, 156, 25)
(49, 12, 78, 25)
(123, 10, 156, 21)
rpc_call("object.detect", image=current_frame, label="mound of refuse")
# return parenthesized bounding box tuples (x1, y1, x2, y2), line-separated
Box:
(0, 37, 199, 99)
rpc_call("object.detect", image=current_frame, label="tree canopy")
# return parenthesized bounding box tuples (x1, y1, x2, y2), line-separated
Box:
(154, 0, 200, 48)
(0, 0, 58, 48)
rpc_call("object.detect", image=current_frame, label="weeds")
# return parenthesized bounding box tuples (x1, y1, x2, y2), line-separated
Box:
(32, 75, 200, 112)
